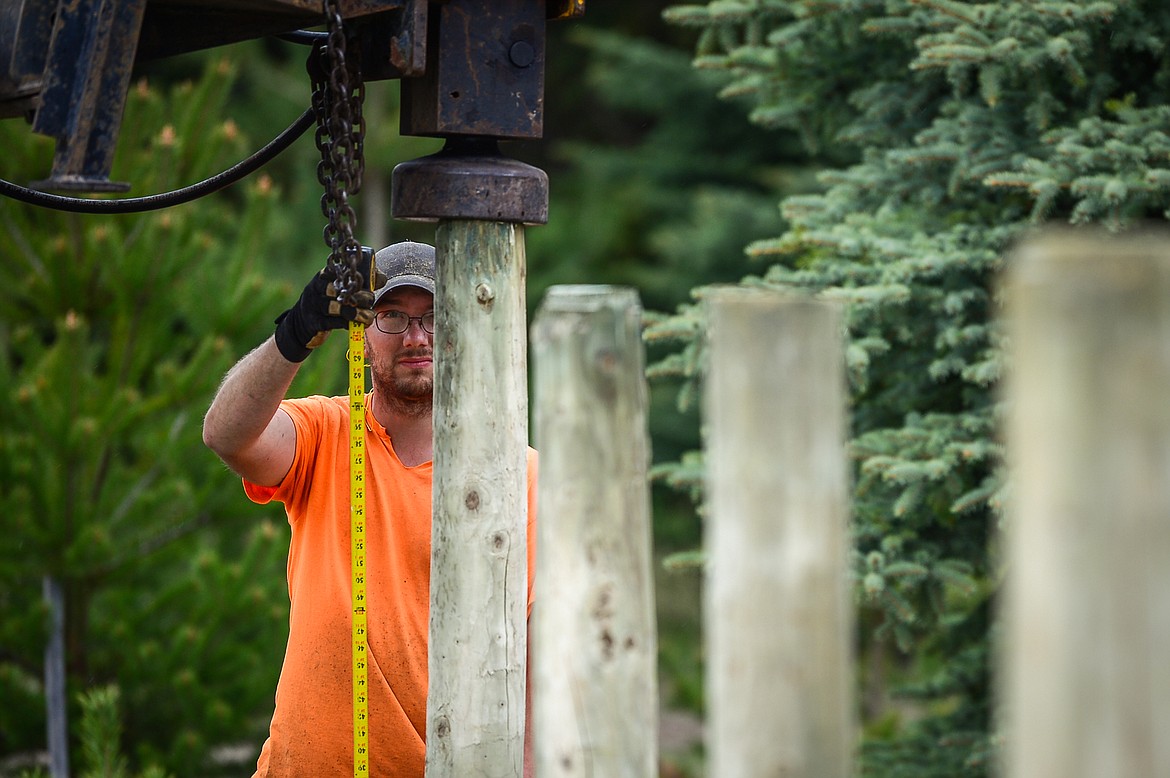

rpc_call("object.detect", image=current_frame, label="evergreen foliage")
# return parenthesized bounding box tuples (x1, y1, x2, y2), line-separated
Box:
(655, 0, 1170, 773)
(0, 58, 300, 775)
(76, 686, 171, 778)
(17, 686, 172, 778)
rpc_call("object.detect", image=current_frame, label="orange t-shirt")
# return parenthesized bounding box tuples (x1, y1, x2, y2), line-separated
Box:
(244, 395, 537, 777)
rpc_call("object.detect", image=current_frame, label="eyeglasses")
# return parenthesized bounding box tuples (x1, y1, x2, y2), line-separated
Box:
(373, 310, 435, 335)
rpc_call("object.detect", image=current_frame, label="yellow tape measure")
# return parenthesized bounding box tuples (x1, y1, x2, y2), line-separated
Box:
(348, 320, 369, 776)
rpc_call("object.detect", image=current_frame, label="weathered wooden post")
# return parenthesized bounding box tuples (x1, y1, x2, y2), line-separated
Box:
(390, 1, 588, 774)
(530, 285, 658, 778)
(1001, 230, 1170, 778)
(704, 289, 854, 778)
(394, 151, 543, 775)
(426, 212, 535, 777)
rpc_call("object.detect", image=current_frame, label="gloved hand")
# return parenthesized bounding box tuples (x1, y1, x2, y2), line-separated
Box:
(274, 247, 387, 363)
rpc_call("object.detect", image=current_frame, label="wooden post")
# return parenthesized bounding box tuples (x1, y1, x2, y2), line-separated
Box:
(427, 220, 529, 777)
(530, 285, 658, 778)
(1002, 231, 1170, 778)
(704, 289, 854, 778)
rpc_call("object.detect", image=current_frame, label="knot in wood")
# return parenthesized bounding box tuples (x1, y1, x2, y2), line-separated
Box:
(465, 490, 480, 511)
(592, 585, 614, 619)
(475, 282, 495, 306)
(435, 715, 451, 738)
(594, 348, 618, 373)
(600, 628, 615, 660)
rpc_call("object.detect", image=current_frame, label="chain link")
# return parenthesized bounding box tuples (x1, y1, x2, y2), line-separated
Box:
(310, 0, 366, 303)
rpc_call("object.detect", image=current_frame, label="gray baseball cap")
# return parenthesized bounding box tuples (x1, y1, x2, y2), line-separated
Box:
(372, 241, 436, 306)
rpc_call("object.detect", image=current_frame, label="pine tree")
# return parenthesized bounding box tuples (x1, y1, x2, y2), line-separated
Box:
(0, 57, 303, 775)
(655, 0, 1170, 774)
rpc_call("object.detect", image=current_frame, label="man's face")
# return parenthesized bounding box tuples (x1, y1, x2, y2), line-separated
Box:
(366, 286, 434, 410)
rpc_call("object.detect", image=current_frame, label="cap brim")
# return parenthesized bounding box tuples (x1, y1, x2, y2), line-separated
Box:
(373, 274, 436, 306)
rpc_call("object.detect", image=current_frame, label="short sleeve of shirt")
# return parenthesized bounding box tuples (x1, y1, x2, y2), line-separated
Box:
(242, 395, 343, 520)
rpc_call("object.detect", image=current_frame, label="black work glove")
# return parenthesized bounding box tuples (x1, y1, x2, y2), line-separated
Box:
(274, 247, 386, 363)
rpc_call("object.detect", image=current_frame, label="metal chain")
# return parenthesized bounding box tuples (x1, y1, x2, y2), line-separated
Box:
(310, 0, 366, 303)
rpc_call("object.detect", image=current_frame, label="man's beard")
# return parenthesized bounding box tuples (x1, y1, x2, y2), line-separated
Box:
(370, 347, 433, 418)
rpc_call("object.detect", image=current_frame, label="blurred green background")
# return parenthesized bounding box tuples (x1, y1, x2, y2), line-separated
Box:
(5, 1, 1168, 775)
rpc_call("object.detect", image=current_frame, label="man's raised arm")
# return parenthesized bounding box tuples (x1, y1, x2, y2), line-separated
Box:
(203, 256, 381, 486)
(202, 336, 301, 487)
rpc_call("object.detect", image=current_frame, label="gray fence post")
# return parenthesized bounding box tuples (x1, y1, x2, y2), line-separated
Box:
(530, 285, 659, 778)
(704, 289, 855, 778)
(1002, 231, 1170, 778)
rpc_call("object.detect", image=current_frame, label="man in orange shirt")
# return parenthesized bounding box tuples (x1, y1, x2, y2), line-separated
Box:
(202, 242, 536, 777)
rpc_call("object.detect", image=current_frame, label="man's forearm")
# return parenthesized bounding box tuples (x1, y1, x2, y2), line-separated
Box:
(203, 336, 300, 461)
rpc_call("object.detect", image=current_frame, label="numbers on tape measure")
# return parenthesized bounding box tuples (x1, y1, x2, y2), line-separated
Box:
(348, 321, 369, 775)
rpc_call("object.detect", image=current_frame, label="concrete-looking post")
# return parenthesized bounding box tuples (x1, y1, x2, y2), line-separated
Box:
(1002, 230, 1170, 778)
(704, 289, 854, 778)
(530, 285, 658, 778)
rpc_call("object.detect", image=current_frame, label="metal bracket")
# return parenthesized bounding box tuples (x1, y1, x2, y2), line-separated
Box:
(30, 0, 147, 191)
(392, 137, 548, 225)
(0, 0, 581, 194)
(393, 0, 553, 224)
(0, 0, 425, 192)
(400, 0, 546, 141)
